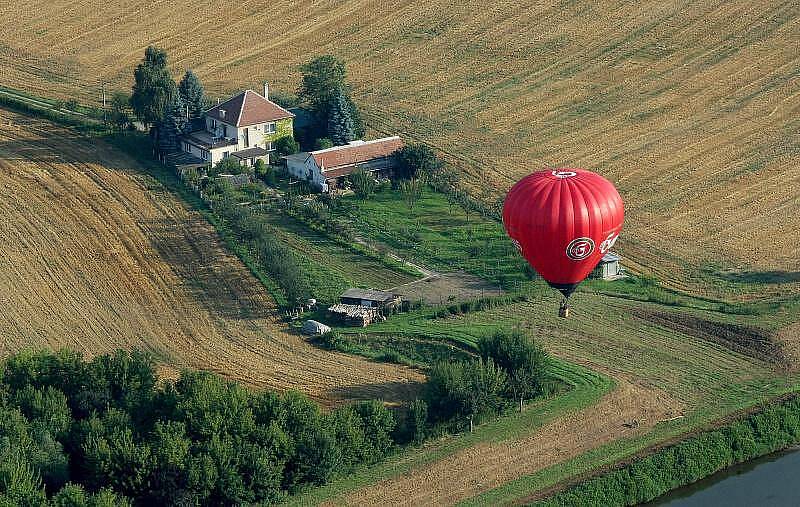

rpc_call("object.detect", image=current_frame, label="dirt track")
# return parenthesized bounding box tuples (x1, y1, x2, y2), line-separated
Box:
(338, 376, 682, 506)
(0, 109, 422, 405)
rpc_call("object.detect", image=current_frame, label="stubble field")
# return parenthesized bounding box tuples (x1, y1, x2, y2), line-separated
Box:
(0, 109, 422, 405)
(1, 0, 799, 286)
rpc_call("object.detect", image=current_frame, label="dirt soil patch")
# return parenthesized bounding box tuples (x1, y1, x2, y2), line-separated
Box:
(390, 272, 504, 305)
(633, 309, 786, 365)
(337, 376, 682, 506)
(776, 322, 800, 369)
(0, 109, 423, 406)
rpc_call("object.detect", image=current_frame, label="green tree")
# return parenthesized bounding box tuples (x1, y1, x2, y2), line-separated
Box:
(350, 168, 376, 200)
(210, 157, 244, 176)
(157, 92, 188, 154)
(298, 55, 346, 121)
(107, 92, 132, 131)
(399, 177, 424, 211)
(462, 358, 507, 432)
(0, 449, 47, 507)
(130, 46, 176, 125)
(327, 88, 355, 145)
(477, 329, 550, 412)
(314, 137, 333, 150)
(178, 69, 207, 119)
(298, 55, 365, 139)
(274, 136, 300, 156)
(394, 144, 443, 180)
(407, 399, 428, 444)
(353, 401, 395, 462)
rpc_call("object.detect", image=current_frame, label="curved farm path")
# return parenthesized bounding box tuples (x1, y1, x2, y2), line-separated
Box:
(0, 109, 422, 405)
(340, 377, 682, 506)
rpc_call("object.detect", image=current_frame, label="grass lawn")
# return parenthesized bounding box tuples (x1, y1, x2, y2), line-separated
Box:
(329, 187, 532, 286)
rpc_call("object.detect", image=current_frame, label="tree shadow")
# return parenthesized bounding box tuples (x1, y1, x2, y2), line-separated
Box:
(326, 379, 423, 404)
(720, 271, 800, 285)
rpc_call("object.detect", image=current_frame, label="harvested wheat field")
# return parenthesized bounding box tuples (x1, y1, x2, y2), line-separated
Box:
(0, 108, 422, 405)
(340, 377, 681, 506)
(1, 0, 799, 281)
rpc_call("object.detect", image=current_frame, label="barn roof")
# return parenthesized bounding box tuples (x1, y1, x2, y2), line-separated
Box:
(340, 288, 398, 302)
(600, 252, 621, 262)
(205, 90, 294, 127)
(312, 137, 404, 171)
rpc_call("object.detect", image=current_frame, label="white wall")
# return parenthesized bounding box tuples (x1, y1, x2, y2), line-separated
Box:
(286, 155, 327, 191)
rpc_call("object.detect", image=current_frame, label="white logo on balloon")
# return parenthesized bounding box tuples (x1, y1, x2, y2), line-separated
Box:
(599, 232, 619, 254)
(552, 171, 577, 178)
(566, 237, 595, 261)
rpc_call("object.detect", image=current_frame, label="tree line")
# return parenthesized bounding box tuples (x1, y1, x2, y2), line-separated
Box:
(536, 396, 800, 506)
(0, 349, 398, 506)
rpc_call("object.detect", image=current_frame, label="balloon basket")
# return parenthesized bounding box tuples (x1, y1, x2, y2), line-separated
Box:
(558, 299, 570, 319)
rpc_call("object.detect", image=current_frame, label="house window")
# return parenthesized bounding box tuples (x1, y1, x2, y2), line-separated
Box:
(265, 122, 276, 134)
(265, 141, 274, 151)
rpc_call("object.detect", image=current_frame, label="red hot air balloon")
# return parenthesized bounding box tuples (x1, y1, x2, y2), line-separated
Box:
(503, 169, 624, 315)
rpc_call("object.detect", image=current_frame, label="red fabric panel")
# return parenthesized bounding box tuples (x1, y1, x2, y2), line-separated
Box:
(503, 169, 625, 285)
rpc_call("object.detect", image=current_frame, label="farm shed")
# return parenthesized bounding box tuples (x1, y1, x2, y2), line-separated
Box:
(339, 288, 401, 309)
(283, 137, 404, 192)
(591, 252, 624, 280)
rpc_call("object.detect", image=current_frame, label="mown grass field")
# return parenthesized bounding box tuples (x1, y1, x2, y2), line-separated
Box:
(330, 188, 531, 286)
(297, 288, 800, 504)
(2, 0, 799, 291)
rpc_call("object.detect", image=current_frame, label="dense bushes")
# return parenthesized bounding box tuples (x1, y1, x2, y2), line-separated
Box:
(536, 397, 800, 507)
(425, 330, 551, 431)
(0, 350, 397, 506)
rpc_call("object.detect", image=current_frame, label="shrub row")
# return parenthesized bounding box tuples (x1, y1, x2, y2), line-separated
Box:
(206, 181, 314, 307)
(535, 396, 800, 507)
(431, 294, 529, 319)
(0, 94, 106, 134)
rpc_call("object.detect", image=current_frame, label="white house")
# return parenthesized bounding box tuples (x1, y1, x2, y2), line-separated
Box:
(180, 85, 295, 167)
(283, 136, 404, 192)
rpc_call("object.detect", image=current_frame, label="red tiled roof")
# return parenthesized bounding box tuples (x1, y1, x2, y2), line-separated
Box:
(313, 137, 404, 172)
(205, 90, 294, 127)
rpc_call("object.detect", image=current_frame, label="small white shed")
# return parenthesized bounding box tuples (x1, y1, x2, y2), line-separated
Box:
(592, 252, 623, 280)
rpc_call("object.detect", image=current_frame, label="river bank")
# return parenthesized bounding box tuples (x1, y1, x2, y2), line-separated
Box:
(650, 446, 800, 506)
(532, 395, 800, 506)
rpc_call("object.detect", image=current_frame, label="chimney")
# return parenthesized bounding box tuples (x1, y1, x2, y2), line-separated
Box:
(263, 82, 269, 100)
(217, 97, 221, 105)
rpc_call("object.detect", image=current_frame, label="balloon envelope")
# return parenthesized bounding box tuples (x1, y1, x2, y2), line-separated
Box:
(503, 169, 624, 297)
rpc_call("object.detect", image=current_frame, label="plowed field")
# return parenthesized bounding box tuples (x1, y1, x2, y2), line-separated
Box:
(1, 0, 799, 278)
(0, 109, 422, 405)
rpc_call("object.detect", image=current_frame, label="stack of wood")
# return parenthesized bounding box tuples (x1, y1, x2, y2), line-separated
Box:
(327, 304, 382, 327)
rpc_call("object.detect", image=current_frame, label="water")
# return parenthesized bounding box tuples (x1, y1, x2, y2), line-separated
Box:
(648, 447, 800, 506)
